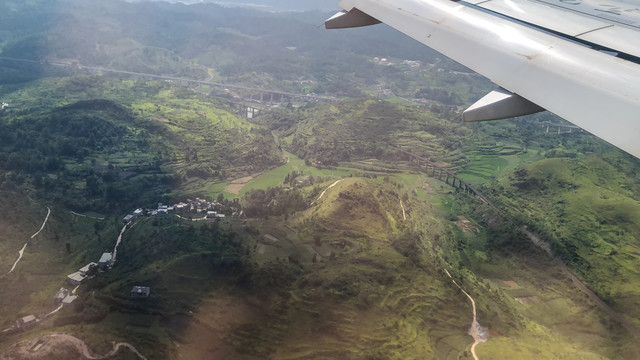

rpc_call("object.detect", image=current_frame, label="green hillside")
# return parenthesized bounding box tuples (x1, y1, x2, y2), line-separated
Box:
(0, 76, 281, 211)
(261, 98, 472, 169)
(483, 155, 640, 329)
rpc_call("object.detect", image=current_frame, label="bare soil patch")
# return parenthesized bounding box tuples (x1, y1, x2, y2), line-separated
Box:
(225, 175, 254, 194)
(454, 216, 479, 233)
(261, 234, 280, 245)
(514, 296, 541, 305)
(167, 291, 261, 359)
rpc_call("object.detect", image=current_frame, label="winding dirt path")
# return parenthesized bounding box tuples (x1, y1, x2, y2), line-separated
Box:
(312, 179, 343, 205)
(70, 211, 105, 220)
(522, 228, 640, 339)
(444, 269, 487, 360)
(1, 207, 50, 278)
(111, 224, 127, 264)
(175, 214, 208, 222)
(400, 200, 407, 220)
(2, 333, 147, 360)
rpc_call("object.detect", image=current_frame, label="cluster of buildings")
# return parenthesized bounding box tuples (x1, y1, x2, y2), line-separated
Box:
(123, 198, 227, 224)
(66, 252, 113, 286)
(372, 57, 422, 70)
(373, 57, 393, 65)
(402, 60, 422, 69)
(17, 196, 240, 329)
(53, 288, 77, 307)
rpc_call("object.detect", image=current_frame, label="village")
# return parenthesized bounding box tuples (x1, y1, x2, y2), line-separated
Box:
(12, 197, 237, 331)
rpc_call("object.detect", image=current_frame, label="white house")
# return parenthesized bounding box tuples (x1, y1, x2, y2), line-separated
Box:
(130, 286, 151, 299)
(78, 262, 97, 276)
(67, 271, 86, 285)
(16, 315, 37, 328)
(53, 287, 69, 304)
(62, 295, 78, 307)
(98, 252, 113, 269)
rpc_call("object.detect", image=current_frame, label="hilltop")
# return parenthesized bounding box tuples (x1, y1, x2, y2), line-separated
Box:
(261, 98, 472, 170)
(0, 76, 281, 211)
(484, 155, 640, 329)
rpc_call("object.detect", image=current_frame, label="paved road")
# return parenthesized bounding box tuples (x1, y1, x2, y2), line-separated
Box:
(0, 56, 336, 102)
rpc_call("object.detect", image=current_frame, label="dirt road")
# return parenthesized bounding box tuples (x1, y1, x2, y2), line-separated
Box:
(312, 179, 343, 205)
(1, 206, 50, 278)
(1, 333, 147, 360)
(111, 224, 128, 263)
(444, 269, 488, 360)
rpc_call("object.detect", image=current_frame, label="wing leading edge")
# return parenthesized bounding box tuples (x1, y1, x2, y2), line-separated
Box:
(326, 0, 640, 159)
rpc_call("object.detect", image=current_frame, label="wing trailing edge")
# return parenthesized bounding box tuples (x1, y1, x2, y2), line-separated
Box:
(326, 0, 640, 159)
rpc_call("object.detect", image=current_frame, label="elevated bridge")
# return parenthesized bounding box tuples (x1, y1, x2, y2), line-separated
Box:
(398, 149, 498, 211)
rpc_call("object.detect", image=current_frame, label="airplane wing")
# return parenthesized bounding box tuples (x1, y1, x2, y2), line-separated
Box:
(325, 0, 640, 159)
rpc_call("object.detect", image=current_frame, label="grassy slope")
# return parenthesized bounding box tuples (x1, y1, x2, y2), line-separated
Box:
(484, 155, 640, 330)
(262, 99, 471, 169)
(0, 193, 119, 331)
(0, 76, 282, 201)
(228, 177, 473, 359)
(208, 151, 355, 200)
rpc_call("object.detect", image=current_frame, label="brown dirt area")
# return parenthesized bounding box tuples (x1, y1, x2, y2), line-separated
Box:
(502, 280, 518, 288)
(225, 175, 254, 194)
(261, 234, 280, 245)
(454, 216, 479, 233)
(165, 291, 263, 360)
(514, 296, 541, 305)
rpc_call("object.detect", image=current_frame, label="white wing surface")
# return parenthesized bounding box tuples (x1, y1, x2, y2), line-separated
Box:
(326, 0, 640, 159)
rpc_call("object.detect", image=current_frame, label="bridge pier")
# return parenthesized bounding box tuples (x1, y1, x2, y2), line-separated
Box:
(438, 169, 443, 180)
(446, 174, 450, 184)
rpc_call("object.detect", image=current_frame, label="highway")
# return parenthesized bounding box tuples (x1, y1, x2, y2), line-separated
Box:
(0, 56, 337, 102)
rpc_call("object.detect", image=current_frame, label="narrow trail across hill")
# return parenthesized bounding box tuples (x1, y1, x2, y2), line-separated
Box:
(70, 211, 105, 220)
(444, 269, 488, 360)
(1, 206, 50, 278)
(312, 179, 343, 205)
(400, 200, 407, 220)
(2, 333, 147, 360)
(111, 224, 127, 264)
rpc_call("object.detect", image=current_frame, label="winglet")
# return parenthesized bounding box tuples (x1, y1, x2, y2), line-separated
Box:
(325, 8, 381, 29)
(463, 88, 545, 122)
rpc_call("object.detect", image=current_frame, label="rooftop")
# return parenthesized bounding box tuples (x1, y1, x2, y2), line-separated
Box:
(79, 262, 97, 274)
(62, 295, 78, 305)
(99, 252, 113, 263)
(67, 271, 86, 283)
(131, 286, 151, 297)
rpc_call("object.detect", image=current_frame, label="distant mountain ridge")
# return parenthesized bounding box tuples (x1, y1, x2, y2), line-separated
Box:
(126, 0, 338, 12)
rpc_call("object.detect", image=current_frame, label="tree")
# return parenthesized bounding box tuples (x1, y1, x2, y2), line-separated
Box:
(65, 242, 71, 254)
